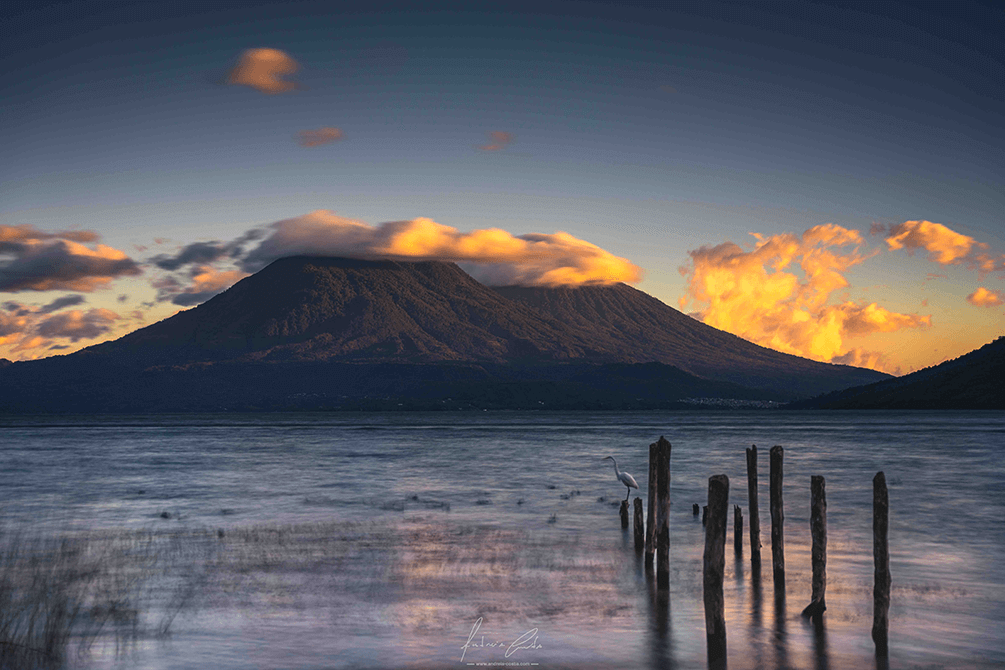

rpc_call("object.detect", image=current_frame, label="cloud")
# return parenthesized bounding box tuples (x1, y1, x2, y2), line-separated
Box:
(150, 230, 263, 273)
(479, 131, 513, 151)
(240, 210, 642, 287)
(885, 220, 980, 265)
(966, 286, 1003, 307)
(169, 266, 249, 306)
(0, 225, 141, 292)
(297, 127, 343, 147)
(227, 48, 299, 94)
(680, 224, 929, 373)
(151, 241, 228, 271)
(925, 272, 948, 281)
(885, 220, 1005, 274)
(34, 308, 120, 342)
(39, 295, 86, 314)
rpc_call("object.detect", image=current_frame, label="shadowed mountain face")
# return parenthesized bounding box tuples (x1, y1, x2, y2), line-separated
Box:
(792, 336, 1005, 409)
(86, 257, 593, 365)
(492, 284, 887, 397)
(0, 256, 892, 411)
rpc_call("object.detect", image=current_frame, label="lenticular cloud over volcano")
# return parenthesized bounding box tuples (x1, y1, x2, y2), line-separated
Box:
(239, 210, 641, 287)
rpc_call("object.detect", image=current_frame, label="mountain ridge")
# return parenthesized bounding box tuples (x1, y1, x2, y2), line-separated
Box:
(0, 256, 893, 411)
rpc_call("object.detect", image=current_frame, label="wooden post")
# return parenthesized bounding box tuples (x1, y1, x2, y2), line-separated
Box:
(655, 436, 672, 590)
(769, 445, 785, 583)
(746, 445, 761, 565)
(702, 505, 707, 526)
(693, 503, 699, 515)
(873, 471, 891, 654)
(704, 474, 729, 655)
(734, 505, 743, 555)
(645, 441, 658, 564)
(633, 498, 644, 551)
(620, 500, 630, 528)
(802, 475, 827, 617)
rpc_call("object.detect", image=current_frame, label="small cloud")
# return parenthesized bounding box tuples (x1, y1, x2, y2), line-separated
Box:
(966, 286, 1003, 307)
(34, 308, 120, 342)
(117, 294, 129, 303)
(39, 295, 86, 314)
(479, 131, 513, 152)
(227, 48, 299, 94)
(168, 266, 249, 306)
(925, 273, 948, 281)
(869, 222, 887, 236)
(921, 298, 928, 307)
(151, 241, 228, 271)
(297, 127, 343, 148)
(48, 344, 69, 350)
(886, 220, 980, 265)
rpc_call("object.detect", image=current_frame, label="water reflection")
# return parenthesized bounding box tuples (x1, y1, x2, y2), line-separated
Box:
(810, 615, 830, 670)
(773, 582, 789, 669)
(645, 569, 674, 669)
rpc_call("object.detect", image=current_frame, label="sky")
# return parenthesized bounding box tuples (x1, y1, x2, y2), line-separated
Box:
(1, 0, 1003, 374)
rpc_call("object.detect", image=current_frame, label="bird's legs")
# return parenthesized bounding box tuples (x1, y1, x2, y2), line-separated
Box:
(625, 486, 630, 501)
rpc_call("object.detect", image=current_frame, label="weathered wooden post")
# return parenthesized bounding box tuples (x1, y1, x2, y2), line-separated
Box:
(693, 503, 699, 515)
(655, 436, 672, 590)
(704, 474, 729, 657)
(734, 505, 743, 555)
(620, 500, 630, 528)
(633, 497, 644, 551)
(746, 445, 761, 565)
(802, 475, 827, 617)
(702, 505, 707, 526)
(873, 471, 891, 654)
(645, 441, 658, 566)
(769, 445, 785, 583)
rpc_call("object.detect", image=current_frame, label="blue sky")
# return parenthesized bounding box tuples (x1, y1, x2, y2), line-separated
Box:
(2, 1, 1002, 371)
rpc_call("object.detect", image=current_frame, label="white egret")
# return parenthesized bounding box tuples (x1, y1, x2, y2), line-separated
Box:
(601, 456, 639, 501)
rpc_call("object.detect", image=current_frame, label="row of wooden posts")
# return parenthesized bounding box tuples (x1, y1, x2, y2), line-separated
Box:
(618, 437, 891, 657)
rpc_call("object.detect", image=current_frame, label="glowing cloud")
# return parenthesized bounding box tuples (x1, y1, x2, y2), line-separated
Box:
(966, 287, 1003, 308)
(227, 48, 299, 94)
(0, 225, 141, 292)
(170, 266, 249, 307)
(681, 224, 929, 373)
(298, 127, 343, 147)
(240, 210, 641, 287)
(885, 220, 979, 264)
(479, 131, 513, 151)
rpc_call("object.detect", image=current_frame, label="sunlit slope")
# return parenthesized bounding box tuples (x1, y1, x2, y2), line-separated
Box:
(791, 336, 1005, 409)
(493, 284, 887, 397)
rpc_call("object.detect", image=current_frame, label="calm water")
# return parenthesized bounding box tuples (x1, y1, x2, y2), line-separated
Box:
(1, 410, 1003, 669)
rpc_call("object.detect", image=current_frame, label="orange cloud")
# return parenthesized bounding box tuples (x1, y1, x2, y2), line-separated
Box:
(479, 131, 513, 151)
(885, 220, 978, 264)
(0, 226, 141, 292)
(297, 127, 344, 147)
(681, 224, 929, 373)
(966, 286, 1003, 307)
(170, 266, 249, 306)
(241, 210, 641, 287)
(227, 48, 299, 94)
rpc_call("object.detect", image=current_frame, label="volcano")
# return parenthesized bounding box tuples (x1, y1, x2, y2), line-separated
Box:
(0, 256, 889, 412)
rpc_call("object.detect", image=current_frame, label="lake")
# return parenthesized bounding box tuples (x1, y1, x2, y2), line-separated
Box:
(1, 410, 1003, 669)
